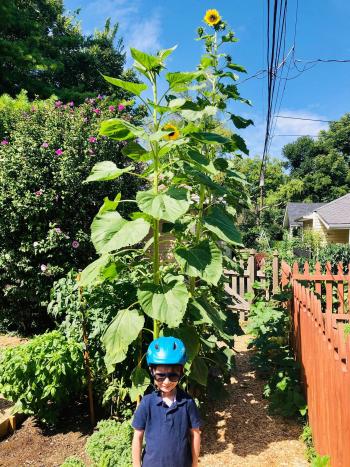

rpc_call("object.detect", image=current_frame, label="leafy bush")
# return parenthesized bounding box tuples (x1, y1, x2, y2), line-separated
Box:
(0, 331, 85, 424)
(247, 285, 306, 417)
(85, 419, 133, 467)
(300, 425, 331, 466)
(0, 92, 145, 332)
(60, 458, 86, 467)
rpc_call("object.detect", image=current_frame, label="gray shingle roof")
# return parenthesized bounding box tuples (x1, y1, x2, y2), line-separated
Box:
(284, 202, 326, 227)
(316, 193, 350, 227)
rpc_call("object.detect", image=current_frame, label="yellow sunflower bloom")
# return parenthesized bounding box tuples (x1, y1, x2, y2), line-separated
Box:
(163, 123, 180, 141)
(204, 9, 221, 27)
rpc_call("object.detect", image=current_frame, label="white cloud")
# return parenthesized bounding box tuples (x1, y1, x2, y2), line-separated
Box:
(242, 109, 330, 159)
(75, 0, 162, 55)
(126, 15, 162, 53)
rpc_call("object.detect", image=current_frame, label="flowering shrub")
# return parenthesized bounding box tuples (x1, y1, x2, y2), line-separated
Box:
(0, 93, 145, 332)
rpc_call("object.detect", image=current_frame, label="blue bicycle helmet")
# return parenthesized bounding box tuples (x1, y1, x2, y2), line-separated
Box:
(146, 336, 187, 366)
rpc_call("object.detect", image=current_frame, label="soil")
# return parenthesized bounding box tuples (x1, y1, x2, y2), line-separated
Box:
(0, 334, 308, 467)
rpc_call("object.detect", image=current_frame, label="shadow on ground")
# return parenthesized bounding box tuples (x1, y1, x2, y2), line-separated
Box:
(201, 335, 304, 460)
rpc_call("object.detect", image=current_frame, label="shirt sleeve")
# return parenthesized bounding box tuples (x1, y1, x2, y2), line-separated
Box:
(187, 398, 202, 429)
(132, 397, 148, 430)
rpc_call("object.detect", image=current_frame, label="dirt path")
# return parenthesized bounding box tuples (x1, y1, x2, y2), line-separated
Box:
(200, 334, 308, 467)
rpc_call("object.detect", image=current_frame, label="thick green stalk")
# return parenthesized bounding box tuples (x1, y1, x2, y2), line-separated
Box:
(151, 75, 160, 339)
(190, 184, 206, 295)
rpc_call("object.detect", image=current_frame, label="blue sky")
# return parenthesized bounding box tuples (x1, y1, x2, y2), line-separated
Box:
(65, 0, 350, 159)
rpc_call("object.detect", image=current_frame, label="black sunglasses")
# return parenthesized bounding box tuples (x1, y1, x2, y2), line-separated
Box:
(153, 372, 181, 382)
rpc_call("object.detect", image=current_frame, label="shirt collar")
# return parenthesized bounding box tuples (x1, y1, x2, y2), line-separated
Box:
(153, 388, 187, 406)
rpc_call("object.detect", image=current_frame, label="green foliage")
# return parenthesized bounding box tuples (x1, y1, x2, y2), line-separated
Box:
(247, 286, 306, 417)
(0, 1, 130, 102)
(60, 457, 86, 467)
(300, 425, 331, 466)
(0, 94, 144, 333)
(0, 331, 85, 424)
(78, 12, 249, 402)
(85, 419, 133, 467)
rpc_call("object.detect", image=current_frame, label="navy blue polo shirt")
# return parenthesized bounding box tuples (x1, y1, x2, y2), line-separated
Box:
(132, 389, 201, 467)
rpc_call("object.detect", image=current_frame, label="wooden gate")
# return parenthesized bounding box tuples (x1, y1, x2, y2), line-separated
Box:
(224, 249, 280, 319)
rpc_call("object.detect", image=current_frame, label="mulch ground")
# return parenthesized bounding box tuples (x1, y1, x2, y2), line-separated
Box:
(0, 333, 308, 466)
(200, 334, 308, 466)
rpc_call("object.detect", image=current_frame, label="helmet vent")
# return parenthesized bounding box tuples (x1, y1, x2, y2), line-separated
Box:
(173, 342, 177, 349)
(155, 344, 159, 350)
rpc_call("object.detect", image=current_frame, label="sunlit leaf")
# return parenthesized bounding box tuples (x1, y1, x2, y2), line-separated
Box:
(102, 309, 144, 373)
(131, 48, 161, 71)
(85, 161, 134, 182)
(137, 276, 189, 327)
(103, 75, 148, 96)
(91, 211, 150, 254)
(136, 187, 190, 222)
(203, 206, 242, 246)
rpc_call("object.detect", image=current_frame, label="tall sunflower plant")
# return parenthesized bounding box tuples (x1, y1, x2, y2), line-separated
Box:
(79, 10, 253, 401)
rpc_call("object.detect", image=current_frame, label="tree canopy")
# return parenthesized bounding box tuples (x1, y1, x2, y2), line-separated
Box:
(0, 0, 126, 102)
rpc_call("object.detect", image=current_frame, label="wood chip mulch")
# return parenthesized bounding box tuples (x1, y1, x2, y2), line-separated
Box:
(200, 334, 308, 467)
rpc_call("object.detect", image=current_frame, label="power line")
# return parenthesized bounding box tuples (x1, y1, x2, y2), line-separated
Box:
(275, 115, 333, 123)
(273, 134, 319, 137)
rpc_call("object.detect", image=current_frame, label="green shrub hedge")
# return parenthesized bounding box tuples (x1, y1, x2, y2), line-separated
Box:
(0, 331, 85, 424)
(0, 93, 145, 332)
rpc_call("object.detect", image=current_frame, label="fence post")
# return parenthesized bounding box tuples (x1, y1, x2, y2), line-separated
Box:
(272, 250, 279, 294)
(247, 249, 255, 296)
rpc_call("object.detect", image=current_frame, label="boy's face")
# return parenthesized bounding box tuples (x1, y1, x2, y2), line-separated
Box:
(152, 365, 182, 394)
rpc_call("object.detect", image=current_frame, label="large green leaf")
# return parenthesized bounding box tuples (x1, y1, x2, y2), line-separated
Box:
(121, 141, 151, 162)
(189, 132, 230, 145)
(190, 297, 233, 340)
(131, 48, 161, 71)
(98, 194, 121, 214)
(189, 356, 208, 386)
(99, 119, 134, 140)
(203, 206, 242, 246)
(158, 45, 177, 62)
(175, 240, 223, 285)
(137, 276, 189, 327)
(85, 161, 134, 182)
(180, 105, 217, 122)
(102, 309, 144, 373)
(129, 367, 151, 401)
(91, 211, 150, 254)
(103, 75, 148, 96)
(136, 187, 190, 222)
(166, 71, 199, 91)
(79, 254, 119, 287)
(230, 134, 249, 154)
(163, 325, 200, 363)
(230, 114, 254, 129)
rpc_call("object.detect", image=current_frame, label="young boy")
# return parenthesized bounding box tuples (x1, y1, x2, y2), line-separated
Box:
(131, 336, 201, 467)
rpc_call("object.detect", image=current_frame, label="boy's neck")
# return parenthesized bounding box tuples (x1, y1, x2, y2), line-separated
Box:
(160, 387, 177, 399)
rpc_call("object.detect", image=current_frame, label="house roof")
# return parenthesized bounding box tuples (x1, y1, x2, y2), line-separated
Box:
(315, 193, 350, 228)
(283, 202, 326, 228)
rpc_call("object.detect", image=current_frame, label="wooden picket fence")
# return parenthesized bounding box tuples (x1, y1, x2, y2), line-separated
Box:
(224, 249, 280, 320)
(282, 260, 350, 467)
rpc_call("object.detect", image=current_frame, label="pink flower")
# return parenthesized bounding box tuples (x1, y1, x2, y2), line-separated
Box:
(1, 140, 9, 145)
(118, 104, 125, 111)
(97, 94, 104, 100)
(55, 149, 63, 156)
(83, 117, 88, 123)
(31, 106, 36, 112)
(88, 136, 97, 143)
(55, 100, 63, 108)
(41, 142, 49, 148)
(92, 108, 101, 115)
(55, 227, 62, 233)
(72, 240, 79, 249)
(108, 105, 115, 112)
(68, 101, 74, 107)
(35, 190, 43, 197)
(40, 264, 47, 272)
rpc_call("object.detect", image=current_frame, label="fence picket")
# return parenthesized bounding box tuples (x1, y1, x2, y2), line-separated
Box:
(282, 260, 350, 467)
